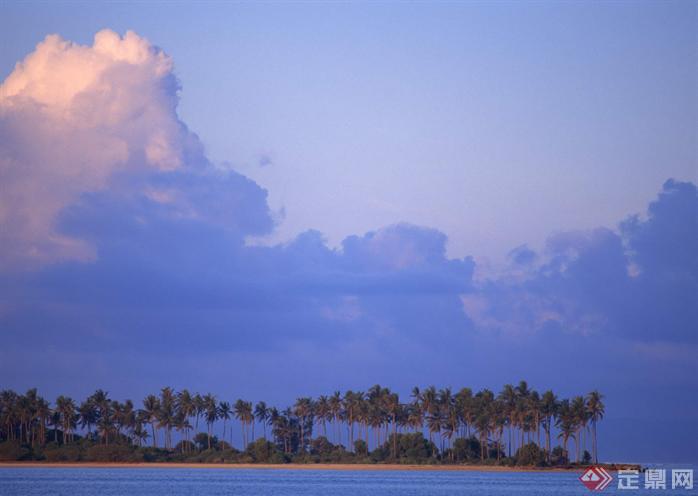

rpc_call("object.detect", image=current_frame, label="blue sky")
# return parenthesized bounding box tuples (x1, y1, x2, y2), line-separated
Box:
(0, 1, 696, 462)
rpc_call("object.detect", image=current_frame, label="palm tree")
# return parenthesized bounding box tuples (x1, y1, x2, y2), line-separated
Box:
(556, 399, 576, 463)
(314, 396, 329, 438)
(16, 392, 32, 444)
(498, 384, 517, 457)
(355, 393, 369, 449)
(90, 390, 112, 446)
(455, 387, 472, 438)
(409, 387, 424, 434)
(78, 399, 98, 441)
(293, 397, 313, 452)
(269, 407, 293, 454)
(515, 381, 531, 448)
(172, 411, 191, 452)
(406, 402, 423, 434)
(49, 410, 60, 444)
(328, 392, 342, 445)
(176, 390, 195, 447)
(384, 391, 400, 459)
(193, 394, 205, 432)
(421, 386, 438, 444)
(474, 389, 494, 460)
(254, 401, 270, 441)
(21, 389, 39, 445)
(540, 390, 558, 460)
(366, 385, 386, 448)
(218, 400, 231, 447)
(571, 396, 586, 462)
(158, 387, 176, 450)
(35, 398, 50, 446)
(439, 388, 458, 453)
(0, 390, 19, 442)
(142, 394, 160, 448)
(117, 399, 136, 443)
(426, 410, 443, 454)
(528, 390, 541, 447)
(586, 390, 605, 464)
(343, 390, 362, 450)
(133, 417, 150, 447)
(202, 394, 218, 450)
(55, 396, 77, 444)
(234, 399, 253, 449)
(491, 399, 507, 461)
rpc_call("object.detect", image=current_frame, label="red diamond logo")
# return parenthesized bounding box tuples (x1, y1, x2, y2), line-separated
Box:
(580, 466, 613, 491)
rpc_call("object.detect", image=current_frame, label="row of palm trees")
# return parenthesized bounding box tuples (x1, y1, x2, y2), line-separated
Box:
(0, 382, 605, 463)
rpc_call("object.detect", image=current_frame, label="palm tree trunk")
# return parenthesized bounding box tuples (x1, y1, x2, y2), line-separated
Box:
(300, 423, 305, 452)
(593, 422, 598, 464)
(392, 416, 397, 459)
(575, 427, 582, 463)
(349, 414, 354, 451)
(497, 430, 501, 461)
(508, 426, 511, 457)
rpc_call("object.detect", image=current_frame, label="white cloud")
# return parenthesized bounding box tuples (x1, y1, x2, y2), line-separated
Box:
(0, 30, 189, 268)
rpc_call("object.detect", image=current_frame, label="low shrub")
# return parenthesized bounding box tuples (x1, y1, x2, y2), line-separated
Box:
(42, 444, 83, 462)
(515, 442, 547, 467)
(0, 441, 31, 461)
(86, 444, 143, 462)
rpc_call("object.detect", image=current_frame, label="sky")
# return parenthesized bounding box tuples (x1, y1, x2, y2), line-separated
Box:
(0, 1, 697, 462)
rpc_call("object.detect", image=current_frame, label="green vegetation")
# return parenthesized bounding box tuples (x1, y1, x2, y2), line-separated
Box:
(0, 382, 604, 466)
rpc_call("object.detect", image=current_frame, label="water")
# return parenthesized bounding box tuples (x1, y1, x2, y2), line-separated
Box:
(0, 467, 696, 495)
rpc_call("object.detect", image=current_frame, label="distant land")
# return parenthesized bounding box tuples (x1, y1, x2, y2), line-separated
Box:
(2, 382, 611, 469)
(0, 462, 642, 472)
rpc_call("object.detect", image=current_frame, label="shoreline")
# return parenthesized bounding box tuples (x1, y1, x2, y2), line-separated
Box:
(0, 462, 634, 472)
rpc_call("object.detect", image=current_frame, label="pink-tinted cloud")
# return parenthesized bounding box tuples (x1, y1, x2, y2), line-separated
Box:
(0, 30, 190, 268)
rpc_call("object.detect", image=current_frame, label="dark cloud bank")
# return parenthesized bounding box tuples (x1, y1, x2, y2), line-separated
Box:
(2, 173, 696, 462)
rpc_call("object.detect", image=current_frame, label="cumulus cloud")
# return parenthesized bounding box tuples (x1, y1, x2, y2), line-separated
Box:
(0, 31, 475, 366)
(508, 244, 537, 266)
(0, 30, 271, 268)
(470, 180, 698, 344)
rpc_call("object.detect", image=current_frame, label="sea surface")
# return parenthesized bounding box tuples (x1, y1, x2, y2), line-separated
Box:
(0, 467, 697, 495)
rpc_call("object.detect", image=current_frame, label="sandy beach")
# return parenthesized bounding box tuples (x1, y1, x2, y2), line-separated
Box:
(0, 462, 596, 472)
